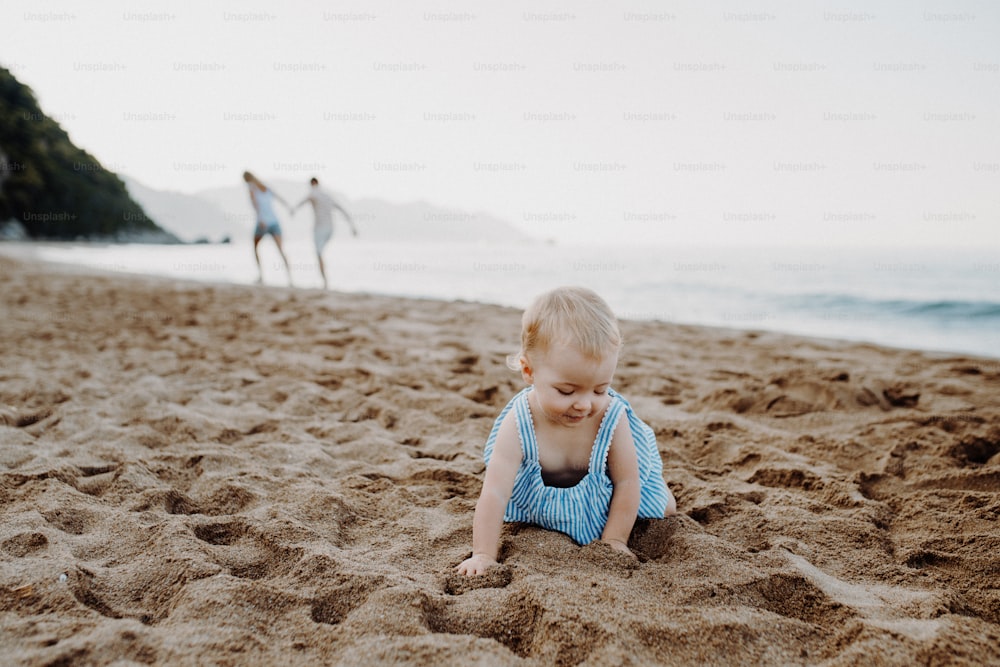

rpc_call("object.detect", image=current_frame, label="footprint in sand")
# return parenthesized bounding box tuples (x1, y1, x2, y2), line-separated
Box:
(309, 576, 385, 626)
(41, 507, 99, 535)
(191, 519, 301, 580)
(426, 588, 545, 659)
(129, 488, 201, 515)
(1, 531, 49, 557)
(947, 434, 1000, 466)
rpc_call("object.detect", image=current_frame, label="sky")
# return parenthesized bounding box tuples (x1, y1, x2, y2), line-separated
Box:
(3, 0, 999, 246)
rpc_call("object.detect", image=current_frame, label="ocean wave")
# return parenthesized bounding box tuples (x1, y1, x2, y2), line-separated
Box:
(787, 293, 1000, 320)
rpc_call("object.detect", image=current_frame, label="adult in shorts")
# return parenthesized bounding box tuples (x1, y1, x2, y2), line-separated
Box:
(243, 171, 293, 286)
(292, 177, 357, 289)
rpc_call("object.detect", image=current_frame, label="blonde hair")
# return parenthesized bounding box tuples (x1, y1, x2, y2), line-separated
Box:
(509, 286, 622, 370)
(243, 171, 267, 192)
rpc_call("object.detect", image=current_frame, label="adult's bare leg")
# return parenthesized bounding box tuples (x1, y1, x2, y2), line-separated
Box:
(273, 234, 293, 287)
(253, 235, 264, 284)
(317, 250, 328, 289)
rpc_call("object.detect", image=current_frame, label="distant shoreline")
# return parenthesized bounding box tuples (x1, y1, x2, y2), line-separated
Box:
(2, 244, 997, 364)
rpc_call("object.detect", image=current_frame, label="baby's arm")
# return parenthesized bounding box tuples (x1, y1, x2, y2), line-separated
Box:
(601, 419, 641, 556)
(456, 412, 521, 576)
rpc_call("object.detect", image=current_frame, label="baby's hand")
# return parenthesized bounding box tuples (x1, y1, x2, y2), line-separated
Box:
(601, 538, 635, 558)
(455, 553, 498, 576)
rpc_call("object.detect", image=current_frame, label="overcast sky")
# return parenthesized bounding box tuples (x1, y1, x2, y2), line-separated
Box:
(3, 0, 999, 246)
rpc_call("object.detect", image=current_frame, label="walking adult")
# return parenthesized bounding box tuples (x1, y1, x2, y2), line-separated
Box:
(243, 171, 293, 286)
(292, 177, 357, 289)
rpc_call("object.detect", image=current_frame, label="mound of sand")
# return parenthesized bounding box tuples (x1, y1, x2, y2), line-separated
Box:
(1, 255, 998, 665)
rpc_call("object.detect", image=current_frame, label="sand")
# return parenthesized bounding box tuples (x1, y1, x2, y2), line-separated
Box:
(1, 252, 998, 666)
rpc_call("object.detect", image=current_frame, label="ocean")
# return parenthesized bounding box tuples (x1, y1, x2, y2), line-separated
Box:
(11, 240, 1000, 360)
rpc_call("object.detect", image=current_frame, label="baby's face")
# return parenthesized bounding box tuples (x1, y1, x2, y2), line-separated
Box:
(524, 345, 618, 428)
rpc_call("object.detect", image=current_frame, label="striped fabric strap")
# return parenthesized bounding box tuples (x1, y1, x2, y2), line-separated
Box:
(589, 397, 623, 474)
(513, 390, 538, 461)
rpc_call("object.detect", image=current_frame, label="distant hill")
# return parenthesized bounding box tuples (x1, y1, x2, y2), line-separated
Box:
(0, 67, 177, 242)
(343, 195, 534, 243)
(123, 177, 231, 244)
(128, 177, 533, 243)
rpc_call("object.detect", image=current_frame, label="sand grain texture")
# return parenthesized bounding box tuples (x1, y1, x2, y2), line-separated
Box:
(1, 255, 998, 666)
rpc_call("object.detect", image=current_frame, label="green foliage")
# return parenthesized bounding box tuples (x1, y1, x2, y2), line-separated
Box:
(0, 66, 173, 240)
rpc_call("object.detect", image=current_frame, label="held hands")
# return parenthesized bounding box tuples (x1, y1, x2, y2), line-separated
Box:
(455, 553, 498, 576)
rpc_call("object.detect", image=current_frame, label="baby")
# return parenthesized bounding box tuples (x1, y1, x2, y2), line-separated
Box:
(456, 286, 677, 576)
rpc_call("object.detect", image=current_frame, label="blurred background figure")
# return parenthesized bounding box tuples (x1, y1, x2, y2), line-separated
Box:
(293, 177, 357, 289)
(243, 171, 293, 286)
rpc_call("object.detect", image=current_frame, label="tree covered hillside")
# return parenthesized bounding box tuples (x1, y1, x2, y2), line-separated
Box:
(0, 66, 175, 241)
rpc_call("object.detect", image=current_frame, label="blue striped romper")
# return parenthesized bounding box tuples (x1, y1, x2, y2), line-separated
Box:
(483, 387, 671, 545)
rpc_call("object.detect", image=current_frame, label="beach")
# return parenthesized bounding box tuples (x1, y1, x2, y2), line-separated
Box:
(1, 254, 998, 666)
